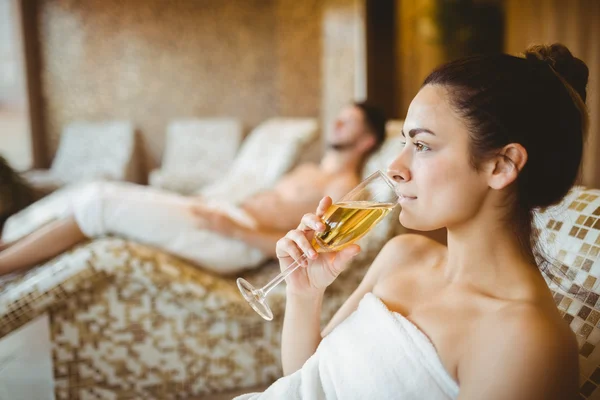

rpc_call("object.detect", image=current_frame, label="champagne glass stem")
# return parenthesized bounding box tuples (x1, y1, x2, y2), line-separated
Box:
(260, 253, 309, 296)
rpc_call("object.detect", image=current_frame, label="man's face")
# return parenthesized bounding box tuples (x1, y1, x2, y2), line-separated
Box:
(328, 106, 369, 151)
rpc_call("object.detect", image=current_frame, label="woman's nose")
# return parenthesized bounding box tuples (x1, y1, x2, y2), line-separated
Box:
(387, 169, 410, 183)
(387, 157, 411, 183)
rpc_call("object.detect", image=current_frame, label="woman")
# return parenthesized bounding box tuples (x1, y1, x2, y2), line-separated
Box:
(0, 155, 37, 236)
(238, 43, 587, 399)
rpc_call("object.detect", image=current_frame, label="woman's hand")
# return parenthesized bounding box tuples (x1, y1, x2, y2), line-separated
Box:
(276, 196, 361, 297)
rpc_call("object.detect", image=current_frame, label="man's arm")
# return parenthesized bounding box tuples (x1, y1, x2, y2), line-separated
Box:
(230, 224, 287, 257)
(241, 174, 359, 256)
(190, 206, 284, 257)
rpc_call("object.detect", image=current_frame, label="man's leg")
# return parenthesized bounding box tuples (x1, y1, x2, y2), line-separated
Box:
(0, 216, 86, 275)
(0, 180, 195, 276)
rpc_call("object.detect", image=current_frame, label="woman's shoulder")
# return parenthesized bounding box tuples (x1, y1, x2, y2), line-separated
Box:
(477, 277, 577, 354)
(369, 233, 446, 280)
(384, 233, 444, 254)
(488, 300, 577, 346)
(460, 299, 579, 397)
(379, 233, 445, 265)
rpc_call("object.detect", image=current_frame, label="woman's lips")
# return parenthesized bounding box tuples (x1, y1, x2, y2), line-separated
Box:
(398, 194, 417, 203)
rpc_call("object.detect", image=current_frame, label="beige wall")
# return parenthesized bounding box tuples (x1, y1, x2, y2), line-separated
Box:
(37, 0, 322, 169)
(0, 0, 22, 106)
(0, 0, 32, 171)
(505, 0, 600, 188)
(321, 0, 365, 139)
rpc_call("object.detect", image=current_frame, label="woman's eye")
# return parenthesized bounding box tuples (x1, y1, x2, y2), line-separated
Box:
(415, 142, 430, 152)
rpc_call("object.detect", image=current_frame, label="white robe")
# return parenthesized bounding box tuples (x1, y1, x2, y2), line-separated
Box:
(236, 292, 459, 400)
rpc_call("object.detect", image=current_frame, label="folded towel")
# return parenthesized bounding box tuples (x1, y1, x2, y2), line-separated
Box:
(236, 292, 459, 400)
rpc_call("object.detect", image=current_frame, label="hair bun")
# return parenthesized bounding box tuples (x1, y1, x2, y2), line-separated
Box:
(525, 43, 589, 102)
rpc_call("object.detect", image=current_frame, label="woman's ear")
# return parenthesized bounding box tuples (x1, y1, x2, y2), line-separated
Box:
(487, 143, 528, 190)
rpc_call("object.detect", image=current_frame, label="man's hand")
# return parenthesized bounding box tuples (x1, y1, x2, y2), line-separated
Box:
(190, 203, 285, 257)
(190, 205, 243, 238)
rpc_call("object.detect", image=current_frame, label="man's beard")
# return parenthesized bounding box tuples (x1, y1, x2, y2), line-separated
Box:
(327, 139, 359, 152)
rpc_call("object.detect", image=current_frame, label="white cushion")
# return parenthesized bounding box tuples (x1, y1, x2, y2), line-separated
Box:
(148, 169, 217, 196)
(151, 119, 243, 193)
(162, 118, 242, 177)
(50, 121, 136, 183)
(199, 118, 319, 204)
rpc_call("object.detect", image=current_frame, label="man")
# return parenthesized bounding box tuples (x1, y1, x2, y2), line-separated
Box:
(0, 102, 386, 275)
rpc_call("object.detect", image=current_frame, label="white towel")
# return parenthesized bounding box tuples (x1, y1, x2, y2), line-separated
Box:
(71, 181, 267, 274)
(236, 292, 459, 400)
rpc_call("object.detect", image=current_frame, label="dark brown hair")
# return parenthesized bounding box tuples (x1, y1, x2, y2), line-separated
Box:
(354, 101, 387, 153)
(423, 43, 589, 259)
(0, 155, 37, 232)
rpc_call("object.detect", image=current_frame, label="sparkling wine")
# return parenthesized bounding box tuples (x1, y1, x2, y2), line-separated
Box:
(313, 201, 395, 251)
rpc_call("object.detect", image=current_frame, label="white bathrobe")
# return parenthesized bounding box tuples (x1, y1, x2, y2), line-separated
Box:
(71, 181, 267, 274)
(236, 292, 459, 400)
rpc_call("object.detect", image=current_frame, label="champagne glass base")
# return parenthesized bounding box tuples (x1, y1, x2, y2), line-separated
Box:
(237, 278, 274, 321)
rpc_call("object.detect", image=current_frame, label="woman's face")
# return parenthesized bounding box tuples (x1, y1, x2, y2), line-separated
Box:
(388, 84, 491, 231)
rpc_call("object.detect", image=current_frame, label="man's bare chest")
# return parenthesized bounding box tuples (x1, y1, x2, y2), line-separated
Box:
(275, 170, 330, 202)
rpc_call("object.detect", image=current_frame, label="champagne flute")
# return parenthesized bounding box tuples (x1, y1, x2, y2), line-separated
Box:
(237, 170, 399, 321)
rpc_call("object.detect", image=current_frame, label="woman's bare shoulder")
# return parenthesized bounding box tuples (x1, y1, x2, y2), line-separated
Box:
(476, 282, 576, 352)
(322, 234, 443, 337)
(460, 300, 579, 398)
(372, 233, 446, 276)
(490, 300, 575, 344)
(382, 233, 444, 256)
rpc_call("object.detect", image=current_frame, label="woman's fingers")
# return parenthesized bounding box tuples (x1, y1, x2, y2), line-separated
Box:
(296, 197, 331, 232)
(330, 244, 361, 274)
(316, 196, 332, 218)
(276, 237, 308, 268)
(298, 213, 326, 232)
(286, 229, 317, 261)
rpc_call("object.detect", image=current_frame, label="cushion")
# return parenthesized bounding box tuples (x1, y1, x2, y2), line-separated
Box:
(51, 120, 137, 182)
(198, 118, 319, 204)
(148, 119, 243, 194)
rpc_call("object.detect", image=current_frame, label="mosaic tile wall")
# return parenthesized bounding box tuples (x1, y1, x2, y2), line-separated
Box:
(535, 188, 600, 399)
(36, 0, 323, 170)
